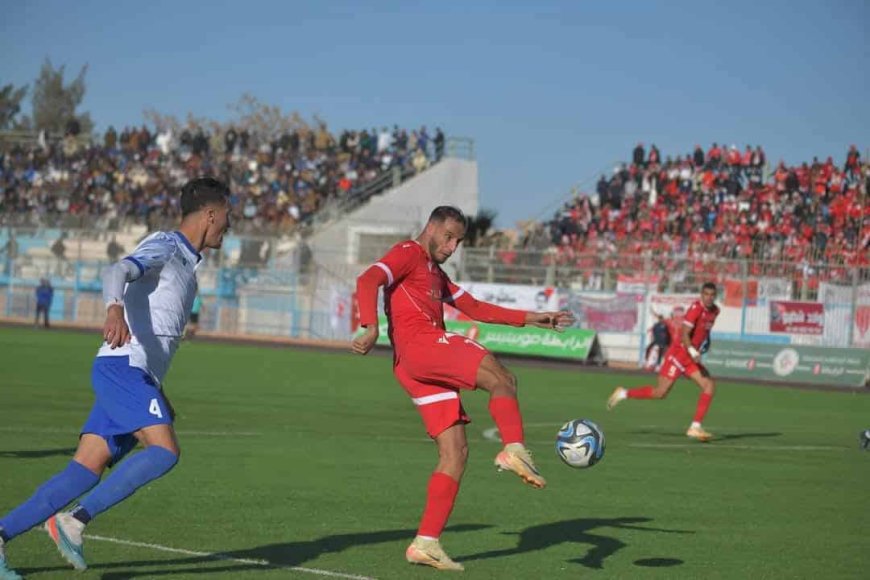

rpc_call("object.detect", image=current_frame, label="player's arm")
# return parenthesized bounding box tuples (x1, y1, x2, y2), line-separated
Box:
(352, 244, 416, 355)
(447, 282, 574, 331)
(101, 259, 139, 348)
(682, 304, 702, 361)
(102, 233, 176, 348)
(352, 266, 388, 355)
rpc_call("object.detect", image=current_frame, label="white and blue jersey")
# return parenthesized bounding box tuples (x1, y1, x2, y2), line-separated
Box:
(83, 231, 201, 463)
(96, 231, 201, 385)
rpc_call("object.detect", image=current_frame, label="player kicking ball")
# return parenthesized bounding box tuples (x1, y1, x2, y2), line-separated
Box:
(607, 282, 720, 442)
(0, 178, 231, 579)
(353, 206, 573, 571)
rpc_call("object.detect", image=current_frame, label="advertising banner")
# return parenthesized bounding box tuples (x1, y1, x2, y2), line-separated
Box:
(702, 342, 869, 388)
(769, 301, 824, 335)
(560, 292, 641, 332)
(446, 283, 559, 321)
(616, 274, 660, 294)
(365, 316, 598, 361)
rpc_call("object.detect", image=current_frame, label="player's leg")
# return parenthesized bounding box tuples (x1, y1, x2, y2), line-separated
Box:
(46, 358, 178, 570)
(407, 424, 465, 571)
(686, 367, 715, 441)
(0, 434, 106, 571)
(476, 354, 546, 489)
(48, 425, 179, 570)
(68, 424, 179, 526)
(608, 356, 678, 409)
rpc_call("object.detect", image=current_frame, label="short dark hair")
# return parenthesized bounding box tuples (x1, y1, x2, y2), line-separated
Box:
(702, 282, 717, 292)
(180, 177, 230, 217)
(428, 206, 467, 228)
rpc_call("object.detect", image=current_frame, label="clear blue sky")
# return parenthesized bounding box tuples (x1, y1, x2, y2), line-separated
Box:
(2, 0, 867, 227)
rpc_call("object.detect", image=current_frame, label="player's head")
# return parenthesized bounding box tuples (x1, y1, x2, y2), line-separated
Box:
(700, 282, 717, 308)
(423, 206, 467, 264)
(672, 306, 685, 319)
(180, 177, 232, 249)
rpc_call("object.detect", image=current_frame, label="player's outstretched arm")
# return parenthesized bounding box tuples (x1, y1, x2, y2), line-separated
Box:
(352, 264, 389, 355)
(525, 310, 575, 332)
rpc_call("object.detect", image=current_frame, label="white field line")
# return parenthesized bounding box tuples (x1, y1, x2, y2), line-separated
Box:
(481, 427, 844, 451)
(85, 533, 376, 580)
(0, 426, 261, 437)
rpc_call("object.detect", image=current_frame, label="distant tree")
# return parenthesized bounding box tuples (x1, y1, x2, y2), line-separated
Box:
(228, 93, 308, 141)
(0, 83, 28, 130)
(465, 208, 498, 247)
(31, 59, 93, 136)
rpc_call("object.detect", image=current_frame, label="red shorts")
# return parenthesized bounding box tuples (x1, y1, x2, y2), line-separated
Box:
(393, 331, 490, 438)
(659, 347, 707, 381)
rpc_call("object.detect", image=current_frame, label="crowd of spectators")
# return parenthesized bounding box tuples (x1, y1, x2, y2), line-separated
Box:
(533, 143, 869, 283)
(0, 122, 447, 234)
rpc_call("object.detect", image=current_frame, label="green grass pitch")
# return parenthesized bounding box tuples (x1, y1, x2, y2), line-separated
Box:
(1, 327, 867, 579)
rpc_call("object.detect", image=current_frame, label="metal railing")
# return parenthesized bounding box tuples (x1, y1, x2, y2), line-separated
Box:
(458, 246, 869, 300)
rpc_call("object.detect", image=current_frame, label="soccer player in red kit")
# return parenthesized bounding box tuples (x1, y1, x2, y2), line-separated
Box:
(608, 283, 720, 442)
(353, 206, 574, 571)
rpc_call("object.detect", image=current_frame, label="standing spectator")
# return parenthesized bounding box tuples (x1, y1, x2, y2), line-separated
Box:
(3, 234, 18, 276)
(34, 278, 53, 329)
(844, 145, 861, 180)
(418, 126, 430, 158)
(104, 126, 117, 150)
(648, 144, 661, 167)
(434, 128, 445, 161)
(412, 148, 429, 174)
(633, 143, 646, 167)
(644, 313, 670, 370)
(225, 127, 238, 154)
(752, 145, 766, 172)
(51, 235, 67, 276)
(106, 236, 124, 263)
(693, 145, 705, 168)
(185, 292, 203, 339)
(707, 143, 722, 168)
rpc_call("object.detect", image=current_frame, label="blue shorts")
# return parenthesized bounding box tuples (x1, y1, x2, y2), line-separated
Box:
(81, 356, 172, 465)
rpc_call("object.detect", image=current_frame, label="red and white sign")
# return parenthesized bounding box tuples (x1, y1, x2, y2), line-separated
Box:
(769, 301, 824, 335)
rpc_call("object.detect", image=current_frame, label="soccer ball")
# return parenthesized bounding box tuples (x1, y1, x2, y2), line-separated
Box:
(556, 419, 605, 468)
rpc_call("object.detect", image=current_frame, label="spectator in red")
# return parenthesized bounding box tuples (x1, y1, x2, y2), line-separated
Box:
(707, 143, 722, 168)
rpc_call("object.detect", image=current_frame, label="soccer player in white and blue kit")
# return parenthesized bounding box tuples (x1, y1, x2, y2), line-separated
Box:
(0, 178, 231, 578)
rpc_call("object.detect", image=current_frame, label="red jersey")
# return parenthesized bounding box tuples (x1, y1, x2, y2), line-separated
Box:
(358, 241, 525, 352)
(666, 318, 683, 345)
(681, 300, 720, 350)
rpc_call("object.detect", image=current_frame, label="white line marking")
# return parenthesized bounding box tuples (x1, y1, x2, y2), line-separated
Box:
(0, 427, 261, 437)
(628, 443, 842, 451)
(85, 534, 376, 579)
(482, 428, 845, 451)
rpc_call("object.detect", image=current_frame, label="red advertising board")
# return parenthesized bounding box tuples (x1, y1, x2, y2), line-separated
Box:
(769, 301, 824, 335)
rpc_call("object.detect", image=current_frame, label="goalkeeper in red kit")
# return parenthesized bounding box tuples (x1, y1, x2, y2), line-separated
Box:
(353, 206, 574, 571)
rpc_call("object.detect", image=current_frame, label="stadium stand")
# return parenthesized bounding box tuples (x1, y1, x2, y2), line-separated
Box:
(500, 144, 869, 277)
(0, 123, 448, 236)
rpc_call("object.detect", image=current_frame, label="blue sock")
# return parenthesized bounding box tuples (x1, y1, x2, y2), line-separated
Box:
(0, 461, 99, 541)
(78, 446, 178, 520)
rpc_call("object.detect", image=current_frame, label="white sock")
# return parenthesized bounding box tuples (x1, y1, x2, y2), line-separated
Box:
(690, 421, 702, 429)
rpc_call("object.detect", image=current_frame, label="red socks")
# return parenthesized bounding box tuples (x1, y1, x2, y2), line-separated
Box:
(627, 386, 655, 399)
(417, 472, 460, 538)
(693, 392, 714, 423)
(488, 396, 524, 445)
